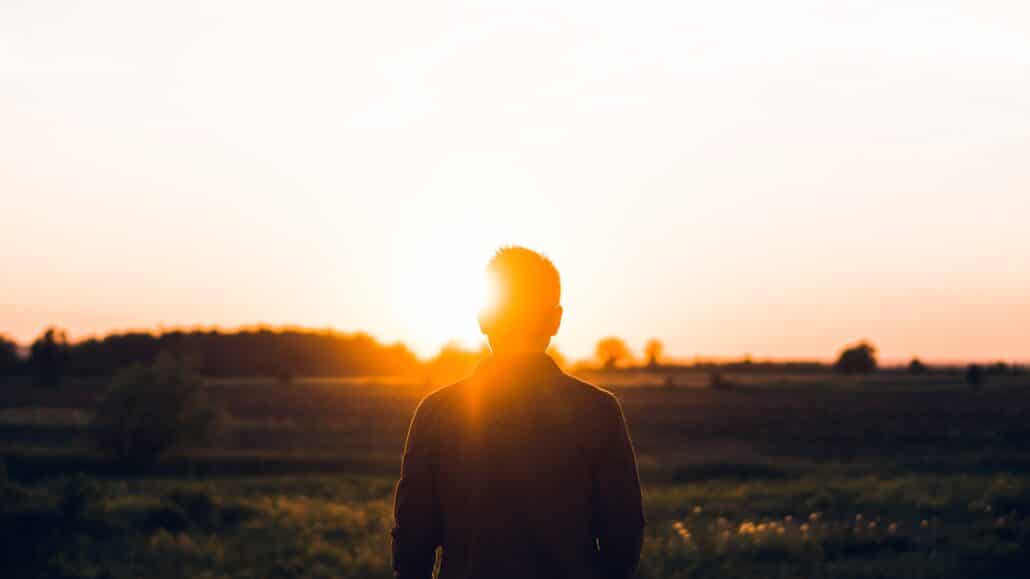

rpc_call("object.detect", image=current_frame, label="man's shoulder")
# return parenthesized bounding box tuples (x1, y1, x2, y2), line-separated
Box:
(557, 373, 620, 406)
(415, 370, 621, 416)
(412, 377, 475, 413)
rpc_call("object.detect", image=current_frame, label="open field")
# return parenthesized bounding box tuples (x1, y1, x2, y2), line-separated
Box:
(2, 372, 1030, 578)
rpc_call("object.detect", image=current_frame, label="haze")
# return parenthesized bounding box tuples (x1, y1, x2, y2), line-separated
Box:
(2, 1, 1029, 361)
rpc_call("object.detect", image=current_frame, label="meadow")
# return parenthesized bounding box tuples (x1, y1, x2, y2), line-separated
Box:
(2, 371, 1030, 578)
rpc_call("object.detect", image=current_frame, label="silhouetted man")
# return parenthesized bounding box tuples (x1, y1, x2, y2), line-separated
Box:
(393, 247, 645, 579)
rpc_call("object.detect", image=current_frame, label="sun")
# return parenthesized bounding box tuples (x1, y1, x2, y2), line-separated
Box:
(391, 244, 494, 357)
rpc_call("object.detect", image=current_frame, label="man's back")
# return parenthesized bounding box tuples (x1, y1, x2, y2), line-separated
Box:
(392, 354, 645, 579)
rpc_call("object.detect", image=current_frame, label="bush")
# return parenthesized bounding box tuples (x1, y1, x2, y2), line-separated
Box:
(89, 354, 223, 468)
(833, 341, 878, 375)
(908, 357, 928, 374)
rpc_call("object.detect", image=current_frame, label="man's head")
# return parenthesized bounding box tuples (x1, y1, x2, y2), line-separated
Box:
(478, 246, 562, 354)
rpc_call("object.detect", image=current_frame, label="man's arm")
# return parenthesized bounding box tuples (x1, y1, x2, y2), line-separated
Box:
(392, 396, 441, 579)
(594, 393, 646, 579)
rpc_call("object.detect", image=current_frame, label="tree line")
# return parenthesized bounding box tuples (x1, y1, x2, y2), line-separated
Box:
(1, 327, 1023, 386)
(0, 326, 421, 384)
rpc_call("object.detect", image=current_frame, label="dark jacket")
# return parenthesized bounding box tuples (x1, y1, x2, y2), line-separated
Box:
(392, 353, 645, 579)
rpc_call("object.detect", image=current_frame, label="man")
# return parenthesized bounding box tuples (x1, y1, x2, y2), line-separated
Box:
(392, 246, 645, 579)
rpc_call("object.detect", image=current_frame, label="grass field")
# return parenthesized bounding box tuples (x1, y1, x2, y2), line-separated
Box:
(2, 371, 1030, 578)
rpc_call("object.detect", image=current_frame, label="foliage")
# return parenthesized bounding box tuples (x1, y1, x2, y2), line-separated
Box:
(56, 326, 422, 378)
(907, 357, 928, 374)
(0, 334, 21, 376)
(89, 354, 223, 467)
(833, 341, 878, 375)
(28, 327, 70, 386)
(595, 336, 631, 369)
(1, 470, 1029, 579)
(645, 339, 664, 368)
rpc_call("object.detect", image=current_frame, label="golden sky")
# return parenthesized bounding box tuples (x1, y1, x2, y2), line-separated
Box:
(2, 1, 1029, 362)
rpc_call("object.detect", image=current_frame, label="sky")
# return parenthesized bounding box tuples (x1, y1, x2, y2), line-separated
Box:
(2, 0, 1029, 362)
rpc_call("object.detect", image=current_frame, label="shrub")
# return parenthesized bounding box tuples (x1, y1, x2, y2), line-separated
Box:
(833, 341, 878, 375)
(89, 354, 223, 468)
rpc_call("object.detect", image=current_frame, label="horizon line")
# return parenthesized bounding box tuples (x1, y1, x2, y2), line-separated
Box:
(5, 322, 1027, 367)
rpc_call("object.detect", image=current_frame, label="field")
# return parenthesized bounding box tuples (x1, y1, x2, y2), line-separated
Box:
(3, 371, 1030, 578)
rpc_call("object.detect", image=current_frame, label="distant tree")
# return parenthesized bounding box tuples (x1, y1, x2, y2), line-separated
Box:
(0, 335, 20, 376)
(37, 326, 424, 378)
(833, 341, 877, 375)
(90, 353, 222, 468)
(28, 327, 70, 386)
(644, 339, 664, 369)
(595, 337, 631, 370)
(966, 364, 983, 389)
(907, 357, 928, 374)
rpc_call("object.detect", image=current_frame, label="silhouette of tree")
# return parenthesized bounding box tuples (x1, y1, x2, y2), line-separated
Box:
(0, 334, 20, 376)
(595, 337, 630, 370)
(28, 327, 70, 386)
(907, 357, 928, 374)
(644, 339, 664, 369)
(966, 364, 983, 389)
(40, 326, 421, 378)
(832, 340, 877, 375)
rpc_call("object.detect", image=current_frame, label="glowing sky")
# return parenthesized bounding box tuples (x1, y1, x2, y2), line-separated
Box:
(2, 1, 1029, 361)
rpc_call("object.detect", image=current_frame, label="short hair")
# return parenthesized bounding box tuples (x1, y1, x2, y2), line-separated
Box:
(483, 246, 560, 328)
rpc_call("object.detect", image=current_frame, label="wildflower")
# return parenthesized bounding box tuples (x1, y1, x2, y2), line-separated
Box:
(677, 527, 691, 542)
